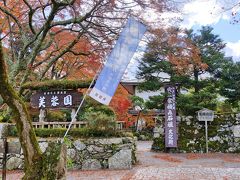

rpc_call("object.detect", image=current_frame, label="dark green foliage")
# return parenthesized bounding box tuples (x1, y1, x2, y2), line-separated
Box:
(177, 90, 218, 115)
(217, 102, 234, 113)
(208, 141, 227, 152)
(21, 79, 93, 90)
(152, 136, 165, 151)
(130, 96, 145, 109)
(137, 39, 172, 92)
(60, 109, 72, 121)
(0, 110, 10, 122)
(46, 111, 66, 122)
(84, 111, 116, 131)
(91, 106, 115, 117)
(177, 27, 230, 114)
(78, 97, 116, 131)
(79, 96, 115, 119)
(151, 114, 239, 153)
(145, 95, 166, 110)
(8, 126, 129, 138)
(219, 61, 240, 107)
(187, 26, 226, 75)
(133, 129, 153, 140)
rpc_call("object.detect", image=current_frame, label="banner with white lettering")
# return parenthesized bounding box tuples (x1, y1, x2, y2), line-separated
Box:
(89, 17, 147, 105)
(164, 85, 178, 148)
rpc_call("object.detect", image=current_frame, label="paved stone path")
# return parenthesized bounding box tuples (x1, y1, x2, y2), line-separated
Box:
(2, 141, 240, 179)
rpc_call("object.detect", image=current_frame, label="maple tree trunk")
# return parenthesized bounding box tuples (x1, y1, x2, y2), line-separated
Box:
(0, 43, 66, 179)
(135, 111, 141, 132)
(193, 67, 199, 93)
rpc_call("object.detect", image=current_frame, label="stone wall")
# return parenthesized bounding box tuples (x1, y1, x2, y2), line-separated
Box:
(0, 136, 136, 170)
(152, 114, 240, 153)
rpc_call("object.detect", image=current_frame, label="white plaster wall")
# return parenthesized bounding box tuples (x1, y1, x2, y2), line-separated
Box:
(135, 86, 164, 101)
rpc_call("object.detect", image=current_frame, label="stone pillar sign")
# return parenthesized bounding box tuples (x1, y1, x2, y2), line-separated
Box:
(164, 85, 177, 148)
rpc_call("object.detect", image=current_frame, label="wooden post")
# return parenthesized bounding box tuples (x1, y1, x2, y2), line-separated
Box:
(205, 120, 208, 153)
(2, 137, 8, 180)
(135, 110, 141, 132)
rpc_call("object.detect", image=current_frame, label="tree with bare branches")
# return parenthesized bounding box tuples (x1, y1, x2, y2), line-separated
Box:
(0, 0, 175, 178)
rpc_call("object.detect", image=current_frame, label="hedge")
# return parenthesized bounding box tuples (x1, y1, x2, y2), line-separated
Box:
(8, 126, 133, 138)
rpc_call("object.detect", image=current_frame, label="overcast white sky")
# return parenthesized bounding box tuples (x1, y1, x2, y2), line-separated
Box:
(180, 0, 240, 60)
(123, 0, 240, 80)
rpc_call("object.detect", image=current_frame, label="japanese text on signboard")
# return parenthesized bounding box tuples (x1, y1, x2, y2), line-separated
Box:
(30, 90, 82, 109)
(165, 85, 177, 148)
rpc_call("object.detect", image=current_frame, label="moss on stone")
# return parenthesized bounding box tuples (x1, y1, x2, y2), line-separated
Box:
(152, 114, 238, 153)
(21, 79, 93, 90)
(24, 142, 66, 180)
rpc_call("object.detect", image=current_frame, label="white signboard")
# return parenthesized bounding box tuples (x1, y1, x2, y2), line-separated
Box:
(233, 125, 240, 137)
(197, 109, 214, 121)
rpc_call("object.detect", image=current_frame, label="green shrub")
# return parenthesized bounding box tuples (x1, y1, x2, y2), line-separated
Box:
(96, 106, 115, 117)
(84, 111, 116, 131)
(7, 126, 128, 138)
(0, 110, 10, 122)
(79, 97, 115, 120)
(152, 137, 164, 151)
(46, 111, 66, 122)
(133, 129, 153, 140)
(122, 132, 134, 138)
(60, 109, 72, 121)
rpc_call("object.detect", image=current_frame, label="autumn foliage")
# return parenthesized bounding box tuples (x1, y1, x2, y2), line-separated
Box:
(150, 28, 208, 75)
(109, 84, 133, 126)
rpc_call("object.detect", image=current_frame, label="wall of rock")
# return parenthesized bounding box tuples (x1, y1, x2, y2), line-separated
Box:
(152, 114, 240, 153)
(0, 135, 136, 170)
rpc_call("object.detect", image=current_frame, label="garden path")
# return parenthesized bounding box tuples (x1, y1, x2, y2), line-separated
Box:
(3, 141, 240, 179)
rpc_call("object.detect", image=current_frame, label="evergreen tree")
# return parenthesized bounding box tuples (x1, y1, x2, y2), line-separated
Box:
(137, 26, 230, 115)
(219, 60, 240, 107)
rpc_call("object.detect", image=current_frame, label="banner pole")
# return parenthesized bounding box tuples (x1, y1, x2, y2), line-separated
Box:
(63, 65, 102, 139)
(63, 17, 146, 139)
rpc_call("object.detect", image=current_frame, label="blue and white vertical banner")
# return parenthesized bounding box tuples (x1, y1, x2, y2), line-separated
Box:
(89, 17, 147, 105)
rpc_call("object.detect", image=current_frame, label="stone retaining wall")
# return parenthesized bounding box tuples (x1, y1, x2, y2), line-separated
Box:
(0, 136, 136, 170)
(152, 114, 240, 153)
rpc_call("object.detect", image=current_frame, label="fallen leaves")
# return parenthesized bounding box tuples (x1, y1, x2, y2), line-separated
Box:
(153, 154, 182, 163)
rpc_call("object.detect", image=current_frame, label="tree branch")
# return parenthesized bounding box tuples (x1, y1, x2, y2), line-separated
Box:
(0, 6, 23, 33)
(0, 41, 41, 170)
(23, 0, 36, 34)
(39, 31, 84, 80)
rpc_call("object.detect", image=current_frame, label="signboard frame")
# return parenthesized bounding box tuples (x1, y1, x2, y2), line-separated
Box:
(30, 90, 83, 109)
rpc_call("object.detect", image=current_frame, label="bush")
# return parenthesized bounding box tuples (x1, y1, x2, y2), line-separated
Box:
(59, 109, 72, 121)
(46, 111, 66, 122)
(84, 111, 116, 131)
(0, 110, 10, 122)
(79, 97, 115, 119)
(7, 126, 129, 138)
(133, 129, 153, 140)
(152, 137, 165, 151)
